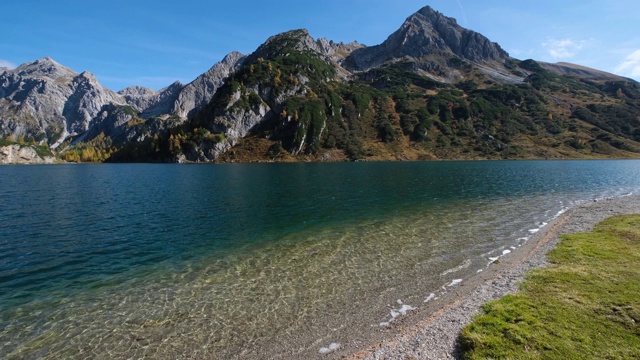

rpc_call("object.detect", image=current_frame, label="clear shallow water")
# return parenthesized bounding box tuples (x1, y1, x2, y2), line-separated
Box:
(1, 160, 640, 358)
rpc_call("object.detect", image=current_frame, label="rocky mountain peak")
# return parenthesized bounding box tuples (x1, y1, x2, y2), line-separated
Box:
(271, 29, 313, 45)
(165, 80, 183, 90)
(316, 38, 365, 64)
(412, 5, 448, 23)
(203, 51, 245, 78)
(245, 29, 362, 78)
(344, 5, 509, 73)
(402, 5, 508, 62)
(219, 51, 245, 67)
(76, 71, 100, 85)
(247, 29, 318, 62)
(14, 56, 77, 79)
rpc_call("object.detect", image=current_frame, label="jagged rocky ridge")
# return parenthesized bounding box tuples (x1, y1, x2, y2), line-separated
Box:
(118, 51, 246, 120)
(1, 5, 639, 163)
(0, 51, 246, 149)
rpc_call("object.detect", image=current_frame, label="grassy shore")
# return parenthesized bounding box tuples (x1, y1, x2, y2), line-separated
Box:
(459, 215, 640, 359)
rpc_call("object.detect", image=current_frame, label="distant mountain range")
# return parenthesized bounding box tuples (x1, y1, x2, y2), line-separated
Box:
(1, 5, 639, 163)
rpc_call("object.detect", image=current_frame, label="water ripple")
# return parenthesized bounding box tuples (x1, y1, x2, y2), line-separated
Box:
(1, 161, 639, 358)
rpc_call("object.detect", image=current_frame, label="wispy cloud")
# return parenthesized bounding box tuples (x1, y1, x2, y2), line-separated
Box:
(0, 59, 16, 69)
(615, 49, 640, 78)
(454, 0, 469, 27)
(543, 38, 589, 59)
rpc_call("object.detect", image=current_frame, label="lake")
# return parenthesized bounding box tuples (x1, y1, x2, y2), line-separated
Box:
(1, 160, 639, 358)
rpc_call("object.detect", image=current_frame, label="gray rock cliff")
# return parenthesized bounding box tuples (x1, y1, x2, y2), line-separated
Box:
(118, 82, 185, 118)
(118, 85, 159, 112)
(139, 81, 185, 118)
(173, 51, 246, 119)
(316, 38, 365, 63)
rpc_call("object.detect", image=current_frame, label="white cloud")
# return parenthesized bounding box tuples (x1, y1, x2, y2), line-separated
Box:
(543, 38, 587, 59)
(615, 49, 640, 77)
(0, 59, 16, 69)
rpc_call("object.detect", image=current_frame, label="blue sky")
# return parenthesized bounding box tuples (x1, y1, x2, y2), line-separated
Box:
(3, 1, 639, 90)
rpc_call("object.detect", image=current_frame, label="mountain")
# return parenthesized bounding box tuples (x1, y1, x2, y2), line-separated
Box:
(118, 81, 184, 119)
(0, 51, 246, 152)
(172, 51, 246, 119)
(0, 57, 125, 147)
(118, 85, 161, 112)
(538, 61, 629, 81)
(343, 6, 512, 83)
(1, 5, 639, 163)
(118, 51, 246, 120)
(141, 6, 638, 163)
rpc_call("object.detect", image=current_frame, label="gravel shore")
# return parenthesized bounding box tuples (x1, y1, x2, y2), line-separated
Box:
(345, 195, 640, 360)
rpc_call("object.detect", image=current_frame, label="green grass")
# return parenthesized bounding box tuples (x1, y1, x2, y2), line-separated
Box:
(0, 138, 13, 147)
(33, 144, 53, 158)
(459, 215, 640, 359)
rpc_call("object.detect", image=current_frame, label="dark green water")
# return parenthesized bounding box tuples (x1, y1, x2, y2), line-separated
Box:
(1, 161, 639, 358)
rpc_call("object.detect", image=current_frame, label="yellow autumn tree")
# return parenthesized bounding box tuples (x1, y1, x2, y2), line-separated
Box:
(274, 69, 282, 87)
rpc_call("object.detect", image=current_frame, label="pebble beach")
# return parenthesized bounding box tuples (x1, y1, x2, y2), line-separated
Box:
(345, 195, 640, 360)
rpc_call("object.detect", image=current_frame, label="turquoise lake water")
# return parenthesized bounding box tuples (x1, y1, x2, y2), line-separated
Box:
(1, 160, 640, 358)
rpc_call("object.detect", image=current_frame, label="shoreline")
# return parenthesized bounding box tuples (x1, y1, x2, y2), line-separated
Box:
(343, 194, 640, 360)
(3, 157, 640, 166)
